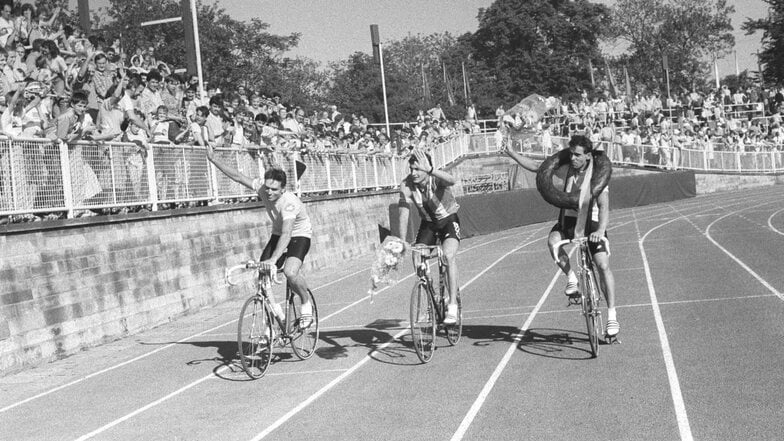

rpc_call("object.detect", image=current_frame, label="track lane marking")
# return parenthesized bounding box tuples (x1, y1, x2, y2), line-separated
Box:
(450, 268, 559, 441)
(70, 230, 547, 440)
(249, 236, 546, 441)
(2, 228, 542, 414)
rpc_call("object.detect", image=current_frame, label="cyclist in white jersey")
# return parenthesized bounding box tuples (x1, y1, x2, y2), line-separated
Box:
(398, 149, 461, 324)
(205, 145, 314, 325)
(502, 135, 619, 337)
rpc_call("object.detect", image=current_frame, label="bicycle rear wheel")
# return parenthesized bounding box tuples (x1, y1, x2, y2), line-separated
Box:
(410, 281, 436, 363)
(237, 296, 273, 379)
(581, 271, 600, 358)
(288, 288, 319, 360)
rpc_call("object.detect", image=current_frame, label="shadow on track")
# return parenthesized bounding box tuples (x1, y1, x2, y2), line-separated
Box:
(518, 327, 596, 360)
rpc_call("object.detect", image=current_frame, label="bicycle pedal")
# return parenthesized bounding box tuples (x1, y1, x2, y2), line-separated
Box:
(605, 335, 621, 345)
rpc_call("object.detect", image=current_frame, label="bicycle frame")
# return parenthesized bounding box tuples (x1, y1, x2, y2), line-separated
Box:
(553, 236, 608, 357)
(411, 245, 447, 320)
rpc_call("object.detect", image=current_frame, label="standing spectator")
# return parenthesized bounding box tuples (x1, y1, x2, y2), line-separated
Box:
(427, 103, 445, 121)
(139, 69, 164, 120)
(118, 73, 151, 139)
(45, 90, 101, 212)
(160, 73, 182, 116)
(0, 4, 14, 48)
(205, 94, 225, 144)
(75, 51, 117, 122)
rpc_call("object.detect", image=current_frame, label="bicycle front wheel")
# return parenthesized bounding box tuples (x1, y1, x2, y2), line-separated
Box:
(237, 296, 273, 379)
(410, 281, 436, 363)
(581, 272, 600, 358)
(289, 289, 319, 360)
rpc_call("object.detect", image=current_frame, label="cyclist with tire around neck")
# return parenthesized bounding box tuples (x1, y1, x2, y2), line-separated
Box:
(503, 135, 619, 338)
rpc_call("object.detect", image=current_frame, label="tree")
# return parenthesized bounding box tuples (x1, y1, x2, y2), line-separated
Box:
(609, 0, 735, 94)
(91, 0, 323, 104)
(743, 1, 784, 87)
(468, 0, 611, 110)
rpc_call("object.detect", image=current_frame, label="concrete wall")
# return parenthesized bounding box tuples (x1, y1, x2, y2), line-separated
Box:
(0, 192, 397, 374)
(695, 173, 784, 194)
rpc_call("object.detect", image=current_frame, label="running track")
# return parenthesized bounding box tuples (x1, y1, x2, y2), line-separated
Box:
(2, 186, 784, 441)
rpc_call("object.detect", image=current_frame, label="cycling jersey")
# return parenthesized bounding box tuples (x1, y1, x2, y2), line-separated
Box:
(252, 178, 313, 238)
(561, 166, 608, 223)
(401, 175, 460, 223)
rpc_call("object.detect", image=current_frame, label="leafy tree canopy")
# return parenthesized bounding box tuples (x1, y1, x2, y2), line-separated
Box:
(608, 0, 735, 94)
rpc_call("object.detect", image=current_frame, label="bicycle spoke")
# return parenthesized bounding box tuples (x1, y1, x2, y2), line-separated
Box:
(410, 281, 436, 363)
(237, 296, 273, 379)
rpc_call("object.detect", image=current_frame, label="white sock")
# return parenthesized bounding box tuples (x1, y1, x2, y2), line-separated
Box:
(567, 271, 578, 283)
(607, 308, 617, 322)
(300, 301, 312, 316)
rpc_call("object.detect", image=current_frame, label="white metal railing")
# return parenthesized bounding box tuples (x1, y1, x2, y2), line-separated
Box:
(0, 136, 474, 219)
(1, 131, 782, 220)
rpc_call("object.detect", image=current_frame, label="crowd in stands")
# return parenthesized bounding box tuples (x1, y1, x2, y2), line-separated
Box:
(0, 3, 486, 224)
(497, 85, 784, 168)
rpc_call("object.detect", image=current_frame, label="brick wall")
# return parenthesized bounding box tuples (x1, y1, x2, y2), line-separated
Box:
(0, 192, 397, 374)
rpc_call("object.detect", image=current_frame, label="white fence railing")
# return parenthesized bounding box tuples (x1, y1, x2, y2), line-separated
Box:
(1, 131, 781, 220)
(0, 136, 472, 219)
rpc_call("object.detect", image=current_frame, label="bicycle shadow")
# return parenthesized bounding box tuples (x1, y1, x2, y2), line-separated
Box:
(138, 339, 298, 381)
(517, 327, 596, 360)
(316, 318, 408, 361)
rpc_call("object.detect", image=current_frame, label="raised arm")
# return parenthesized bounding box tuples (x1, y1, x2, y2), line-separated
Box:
(413, 149, 456, 186)
(205, 143, 255, 190)
(502, 145, 541, 173)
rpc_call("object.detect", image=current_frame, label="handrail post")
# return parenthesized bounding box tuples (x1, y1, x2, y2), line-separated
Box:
(146, 144, 159, 211)
(372, 155, 380, 190)
(325, 155, 332, 195)
(58, 140, 74, 218)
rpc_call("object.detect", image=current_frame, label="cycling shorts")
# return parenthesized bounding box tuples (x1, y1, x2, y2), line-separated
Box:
(415, 213, 461, 246)
(260, 235, 311, 270)
(551, 217, 609, 255)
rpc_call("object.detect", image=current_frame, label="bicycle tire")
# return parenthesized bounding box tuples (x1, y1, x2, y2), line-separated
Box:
(410, 281, 436, 363)
(581, 270, 600, 358)
(289, 288, 319, 360)
(237, 296, 273, 379)
(441, 269, 462, 345)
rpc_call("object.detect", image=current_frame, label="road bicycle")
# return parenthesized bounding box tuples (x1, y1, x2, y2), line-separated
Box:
(226, 261, 319, 379)
(409, 244, 462, 363)
(553, 236, 616, 358)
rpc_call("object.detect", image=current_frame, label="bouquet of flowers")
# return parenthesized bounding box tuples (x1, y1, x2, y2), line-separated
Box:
(368, 236, 407, 302)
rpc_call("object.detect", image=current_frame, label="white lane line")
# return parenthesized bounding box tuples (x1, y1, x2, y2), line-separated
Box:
(767, 208, 784, 236)
(450, 270, 559, 441)
(676, 199, 784, 303)
(5, 229, 540, 415)
(0, 268, 370, 415)
(634, 208, 693, 441)
(705, 213, 784, 302)
(71, 233, 545, 440)
(249, 237, 545, 441)
(0, 318, 236, 414)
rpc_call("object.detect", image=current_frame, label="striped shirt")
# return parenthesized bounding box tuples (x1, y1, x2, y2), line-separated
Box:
(402, 175, 459, 223)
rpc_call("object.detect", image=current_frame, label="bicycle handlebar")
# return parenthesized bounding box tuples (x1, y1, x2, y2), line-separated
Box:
(225, 261, 283, 286)
(552, 236, 611, 262)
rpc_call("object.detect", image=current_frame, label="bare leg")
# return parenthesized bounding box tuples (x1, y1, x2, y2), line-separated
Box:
(441, 237, 460, 306)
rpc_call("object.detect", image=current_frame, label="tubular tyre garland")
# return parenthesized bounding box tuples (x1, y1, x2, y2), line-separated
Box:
(535, 149, 612, 210)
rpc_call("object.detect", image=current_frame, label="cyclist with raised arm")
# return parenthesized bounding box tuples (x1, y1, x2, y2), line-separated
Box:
(503, 135, 619, 338)
(398, 149, 461, 324)
(206, 146, 314, 327)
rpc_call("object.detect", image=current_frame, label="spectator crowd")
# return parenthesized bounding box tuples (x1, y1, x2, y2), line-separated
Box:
(0, 3, 481, 223)
(497, 85, 784, 169)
